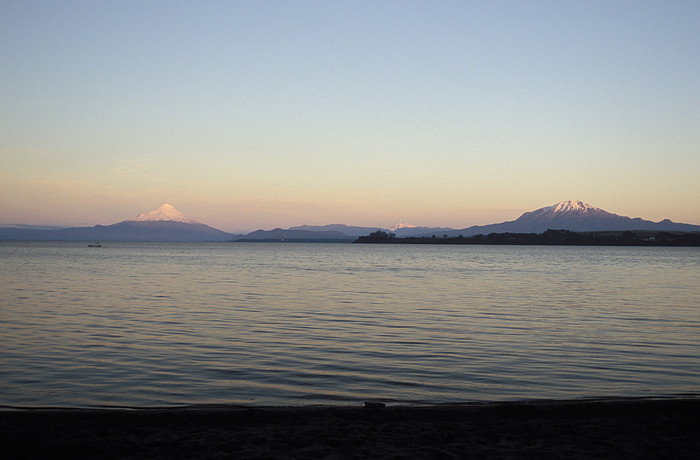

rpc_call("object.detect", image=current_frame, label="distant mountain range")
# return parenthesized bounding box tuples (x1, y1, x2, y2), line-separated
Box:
(1, 201, 698, 242)
(237, 201, 700, 240)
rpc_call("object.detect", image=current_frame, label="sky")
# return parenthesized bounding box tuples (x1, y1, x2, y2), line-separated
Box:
(2, 1, 699, 233)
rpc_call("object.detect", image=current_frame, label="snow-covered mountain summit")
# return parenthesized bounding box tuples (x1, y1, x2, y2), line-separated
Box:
(519, 200, 616, 221)
(539, 200, 609, 214)
(389, 223, 417, 231)
(133, 204, 200, 224)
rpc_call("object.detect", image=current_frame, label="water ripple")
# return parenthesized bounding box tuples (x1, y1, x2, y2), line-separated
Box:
(1, 242, 698, 407)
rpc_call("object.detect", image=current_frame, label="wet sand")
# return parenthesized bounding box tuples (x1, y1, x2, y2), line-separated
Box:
(2, 398, 698, 459)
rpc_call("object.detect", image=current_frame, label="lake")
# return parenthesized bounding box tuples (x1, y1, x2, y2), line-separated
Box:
(1, 241, 698, 408)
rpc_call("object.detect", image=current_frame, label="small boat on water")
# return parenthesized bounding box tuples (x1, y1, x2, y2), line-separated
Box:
(88, 242, 103, 247)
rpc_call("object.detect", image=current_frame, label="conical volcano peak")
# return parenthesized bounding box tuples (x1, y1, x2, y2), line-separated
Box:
(133, 204, 200, 224)
(516, 200, 620, 226)
(551, 200, 601, 214)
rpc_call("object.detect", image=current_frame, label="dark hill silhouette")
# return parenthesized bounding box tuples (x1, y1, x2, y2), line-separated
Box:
(0, 221, 236, 242)
(234, 228, 354, 242)
(288, 224, 382, 237)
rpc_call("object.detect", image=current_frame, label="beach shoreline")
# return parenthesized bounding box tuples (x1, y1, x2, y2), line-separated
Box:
(2, 397, 698, 458)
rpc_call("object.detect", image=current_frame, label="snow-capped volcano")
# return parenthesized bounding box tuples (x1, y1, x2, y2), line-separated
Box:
(389, 222, 417, 231)
(491, 200, 644, 232)
(440, 200, 700, 236)
(133, 204, 200, 224)
(0, 203, 237, 241)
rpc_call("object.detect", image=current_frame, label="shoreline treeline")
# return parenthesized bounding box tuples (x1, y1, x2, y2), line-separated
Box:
(354, 229, 700, 246)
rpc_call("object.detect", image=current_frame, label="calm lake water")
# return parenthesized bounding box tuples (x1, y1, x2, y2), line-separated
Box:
(1, 241, 698, 408)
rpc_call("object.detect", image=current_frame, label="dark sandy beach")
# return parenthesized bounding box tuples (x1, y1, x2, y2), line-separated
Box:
(2, 398, 698, 459)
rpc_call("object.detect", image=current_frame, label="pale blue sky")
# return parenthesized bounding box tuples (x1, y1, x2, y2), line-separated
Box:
(2, 1, 699, 232)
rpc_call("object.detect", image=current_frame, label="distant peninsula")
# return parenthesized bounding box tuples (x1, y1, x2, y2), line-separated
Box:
(354, 229, 700, 246)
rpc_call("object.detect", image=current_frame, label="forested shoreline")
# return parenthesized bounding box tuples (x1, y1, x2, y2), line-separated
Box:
(355, 229, 700, 246)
